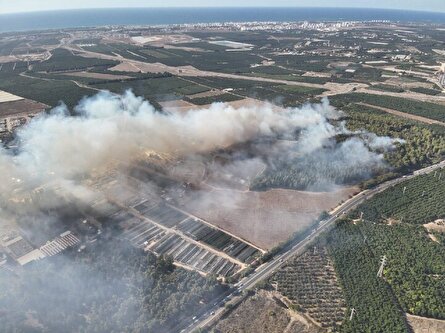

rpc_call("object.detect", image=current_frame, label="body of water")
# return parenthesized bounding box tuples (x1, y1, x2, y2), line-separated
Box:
(0, 7, 444, 33)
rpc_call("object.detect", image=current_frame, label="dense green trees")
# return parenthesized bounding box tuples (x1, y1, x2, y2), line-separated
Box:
(332, 93, 445, 122)
(342, 103, 445, 171)
(355, 169, 445, 224)
(250, 99, 445, 192)
(328, 170, 445, 328)
(358, 222, 445, 319)
(327, 221, 409, 333)
(328, 220, 444, 325)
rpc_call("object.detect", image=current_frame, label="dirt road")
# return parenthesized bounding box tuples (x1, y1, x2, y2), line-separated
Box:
(63, 45, 367, 95)
(356, 102, 445, 126)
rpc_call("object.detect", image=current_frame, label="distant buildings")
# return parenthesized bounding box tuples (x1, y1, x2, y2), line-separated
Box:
(0, 90, 48, 143)
(0, 229, 80, 266)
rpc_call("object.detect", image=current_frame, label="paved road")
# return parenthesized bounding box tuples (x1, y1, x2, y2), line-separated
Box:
(180, 159, 445, 333)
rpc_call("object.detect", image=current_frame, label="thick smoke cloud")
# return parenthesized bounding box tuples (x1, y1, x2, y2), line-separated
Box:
(0, 90, 402, 221)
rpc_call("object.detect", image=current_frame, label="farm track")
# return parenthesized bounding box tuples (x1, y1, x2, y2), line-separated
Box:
(62, 45, 445, 107)
(357, 86, 445, 104)
(62, 45, 365, 96)
(356, 102, 445, 126)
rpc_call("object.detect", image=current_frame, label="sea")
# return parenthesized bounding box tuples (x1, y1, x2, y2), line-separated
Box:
(0, 7, 444, 33)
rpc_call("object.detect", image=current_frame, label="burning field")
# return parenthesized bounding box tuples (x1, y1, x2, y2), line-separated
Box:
(0, 90, 403, 265)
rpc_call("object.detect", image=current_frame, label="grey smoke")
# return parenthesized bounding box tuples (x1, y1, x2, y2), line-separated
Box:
(363, 133, 406, 151)
(0, 90, 403, 220)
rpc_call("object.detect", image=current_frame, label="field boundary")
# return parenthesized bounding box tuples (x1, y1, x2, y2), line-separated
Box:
(356, 102, 445, 126)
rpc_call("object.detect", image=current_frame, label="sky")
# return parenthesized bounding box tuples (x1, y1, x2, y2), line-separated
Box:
(0, 0, 444, 14)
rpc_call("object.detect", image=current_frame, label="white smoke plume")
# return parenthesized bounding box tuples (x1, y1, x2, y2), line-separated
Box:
(0, 90, 402, 218)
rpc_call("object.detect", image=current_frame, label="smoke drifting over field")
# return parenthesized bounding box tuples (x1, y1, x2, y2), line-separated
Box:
(0, 90, 402, 218)
(0, 90, 405, 332)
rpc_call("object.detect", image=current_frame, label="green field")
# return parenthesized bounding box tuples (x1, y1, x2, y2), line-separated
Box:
(92, 76, 208, 103)
(32, 48, 118, 72)
(369, 84, 405, 93)
(184, 93, 242, 105)
(333, 93, 445, 123)
(185, 76, 325, 107)
(327, 221, 409, 333)
(327, 218, 445, 331)
(358, 222, 445, 319)
(353, 169, 445, 224)
(0, 71, 95, 108)
(410, 86, 443, 96)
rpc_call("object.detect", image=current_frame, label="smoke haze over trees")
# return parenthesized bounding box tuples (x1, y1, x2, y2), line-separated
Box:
(0, 90, 402, 222)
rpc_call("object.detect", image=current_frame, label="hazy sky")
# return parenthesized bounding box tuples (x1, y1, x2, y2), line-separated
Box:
(0, 0, 444, 14)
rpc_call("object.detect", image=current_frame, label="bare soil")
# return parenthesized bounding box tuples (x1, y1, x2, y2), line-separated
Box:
(423, 220, 445, 233)
(407, 314, 445, 333)
(0, 99, 48, 117)
(159, 99, 198, 113)
(183, 187, 357, 250)
(108, 62, 142, 73)
(212, 290, 322, 333)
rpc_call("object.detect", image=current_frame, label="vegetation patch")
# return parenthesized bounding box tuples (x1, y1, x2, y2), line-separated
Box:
(273, 245, 346, 330)
(352, 169, 445, 224)
(32, 48, 118, 72)
(333, 93, 445, 123)
(326, 221, 410, 333)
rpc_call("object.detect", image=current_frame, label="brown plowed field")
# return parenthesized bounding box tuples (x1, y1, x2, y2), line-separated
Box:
(184, 187, 357, 250)
(0, 99, 48, 117)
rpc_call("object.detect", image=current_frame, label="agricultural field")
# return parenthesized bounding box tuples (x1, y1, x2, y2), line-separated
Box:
(0, 98, 47, 117)
(333, 93, 445, 123)
(0, 70, 95, 108)
(327, 219, 445, 325)
(185, 76, 326, 107)
(354, 169, 445, 224)
(181, 187, 357, 250)
(91, 173, 261, 277)
(134, 201, 189, 227)
(118, 198, 261, 277)
(357, 222, 445, 319)
(369, 83, 405, 93)
(107, 202, 245, 278)
(183, 92, 242, 105)
(273, 245, 346, 330)
(332, 102, 445, 186)
(322, 167, 445, 332)
(92, 76, 210, 103)
(410, 86, 442, 96)
(31, 48, 118, 72)
(177, 218, 260, 264)
(326, 221, 410, 333)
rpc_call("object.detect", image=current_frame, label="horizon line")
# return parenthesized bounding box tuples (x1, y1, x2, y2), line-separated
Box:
(1, 6, 445, 16)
